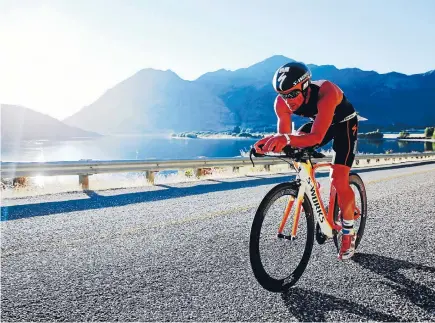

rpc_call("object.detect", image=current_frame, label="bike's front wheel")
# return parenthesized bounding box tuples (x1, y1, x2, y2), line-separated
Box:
(249, 182, 314, 292)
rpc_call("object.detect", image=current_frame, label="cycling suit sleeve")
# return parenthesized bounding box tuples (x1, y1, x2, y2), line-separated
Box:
(289, 81, 343, 147)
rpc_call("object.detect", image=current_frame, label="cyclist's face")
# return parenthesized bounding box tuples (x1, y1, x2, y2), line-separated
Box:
(284, 93, 304, 112)
(280, 84, 307, 112)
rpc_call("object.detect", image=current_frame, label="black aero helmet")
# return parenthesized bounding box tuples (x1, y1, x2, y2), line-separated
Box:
(272, 62, 312, 96)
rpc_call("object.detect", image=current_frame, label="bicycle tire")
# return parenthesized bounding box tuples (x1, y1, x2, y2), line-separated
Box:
(249, 182, 315, 292)
(333, 172, 368, 251)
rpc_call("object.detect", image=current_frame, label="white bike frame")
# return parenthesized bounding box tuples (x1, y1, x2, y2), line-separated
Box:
(278, 159, 340, 240)
(297, 161, 335, 237)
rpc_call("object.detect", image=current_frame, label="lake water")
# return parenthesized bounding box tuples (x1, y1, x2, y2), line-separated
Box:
(1, 134, 434, 162)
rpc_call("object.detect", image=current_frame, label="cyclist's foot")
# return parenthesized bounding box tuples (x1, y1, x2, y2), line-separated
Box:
(338, 233, 356, 260)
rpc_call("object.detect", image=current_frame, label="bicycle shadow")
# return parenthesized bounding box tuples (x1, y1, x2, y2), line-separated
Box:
(281, 287, 401, 322)
(352, 253, 435, 315)
(281, 253, 435, 321)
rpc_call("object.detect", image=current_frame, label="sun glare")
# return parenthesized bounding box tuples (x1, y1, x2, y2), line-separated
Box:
(1, 7, 94, 119)
(34, 176, 45, 187)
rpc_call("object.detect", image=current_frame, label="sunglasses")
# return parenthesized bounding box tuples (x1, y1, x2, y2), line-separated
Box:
(280, 89, 302, 99)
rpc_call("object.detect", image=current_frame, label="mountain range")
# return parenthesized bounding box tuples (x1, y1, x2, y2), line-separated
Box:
(64, 68, 235, 134)
(1, 104, 99, 144)
(64, 55, 435, 133)
(2, 55, 434, 141)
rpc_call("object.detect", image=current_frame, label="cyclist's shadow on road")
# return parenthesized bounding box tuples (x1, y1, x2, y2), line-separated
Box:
(281, 253, 435, 322)
(353, 253, 435, 315)
(281, 287, 400, 322)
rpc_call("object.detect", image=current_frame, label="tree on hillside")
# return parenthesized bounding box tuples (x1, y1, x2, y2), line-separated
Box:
(233, 126, 241, 134)
(424, 127, 434, 138)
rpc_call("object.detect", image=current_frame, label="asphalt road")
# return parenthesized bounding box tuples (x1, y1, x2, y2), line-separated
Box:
(1, 161, 435, 322)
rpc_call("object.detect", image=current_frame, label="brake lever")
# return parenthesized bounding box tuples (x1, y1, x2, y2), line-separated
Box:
(311, 150, 326, 158)
(249, 147, 265, 167)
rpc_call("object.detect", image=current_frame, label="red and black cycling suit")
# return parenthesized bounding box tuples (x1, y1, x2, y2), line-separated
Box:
(274, 80, 358, 223)
(277, 80, 358, 167)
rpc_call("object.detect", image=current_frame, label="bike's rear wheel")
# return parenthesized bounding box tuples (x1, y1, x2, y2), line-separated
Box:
(249, 182, 314, 292)
(333, 173, 368, 252)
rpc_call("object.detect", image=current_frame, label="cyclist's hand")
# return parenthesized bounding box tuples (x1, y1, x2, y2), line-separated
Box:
(262, 134, 288, 153)
(254, 135, 273, 153)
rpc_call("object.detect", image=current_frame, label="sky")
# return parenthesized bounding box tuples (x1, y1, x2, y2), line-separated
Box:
(1, 0, 434, 120)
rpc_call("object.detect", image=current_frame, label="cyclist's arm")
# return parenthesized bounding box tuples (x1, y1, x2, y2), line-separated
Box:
(274, 96, 292, 134)
(289, 81, 343, 147)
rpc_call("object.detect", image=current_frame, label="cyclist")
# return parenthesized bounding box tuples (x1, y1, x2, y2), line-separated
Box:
(254, 61, 358, 260)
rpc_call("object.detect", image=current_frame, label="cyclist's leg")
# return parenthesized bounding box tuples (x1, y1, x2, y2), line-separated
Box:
(331, 117, 358, 259)
(331, 117, 358, 219)
(330, 165, 354, 223)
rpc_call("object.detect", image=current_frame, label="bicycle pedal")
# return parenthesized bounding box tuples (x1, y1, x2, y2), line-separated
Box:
(277, 233, 295, 241)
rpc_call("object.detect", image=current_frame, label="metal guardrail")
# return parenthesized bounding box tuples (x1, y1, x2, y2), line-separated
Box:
(1, 152, 435, 189)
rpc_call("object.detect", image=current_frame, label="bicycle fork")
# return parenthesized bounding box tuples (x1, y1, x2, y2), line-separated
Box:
(277, 183, 305, 241)
(277, 178, 337, 241)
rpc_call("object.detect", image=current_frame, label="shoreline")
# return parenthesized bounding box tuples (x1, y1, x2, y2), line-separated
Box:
(398, 138, 435, 142)
(172, 133, 434, 142)
(171, 133, 267, 140)
(172, 135, 263, 140)
(171, 136, 435, 142)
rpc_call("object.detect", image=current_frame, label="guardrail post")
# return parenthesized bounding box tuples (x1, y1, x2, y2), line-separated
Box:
(79, 175, 89, 190)
(13, 177, 28, 187)
(196, 168, 212, 178)
(146, 171, 156, 185)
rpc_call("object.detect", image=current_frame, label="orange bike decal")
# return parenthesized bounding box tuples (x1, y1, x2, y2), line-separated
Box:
(291, 196, 303, 238)
(312, 162, 332, 173)
(278, 196, 295, 234)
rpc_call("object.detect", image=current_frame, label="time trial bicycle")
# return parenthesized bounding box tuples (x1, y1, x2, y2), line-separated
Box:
(249, 146, 367, 292)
